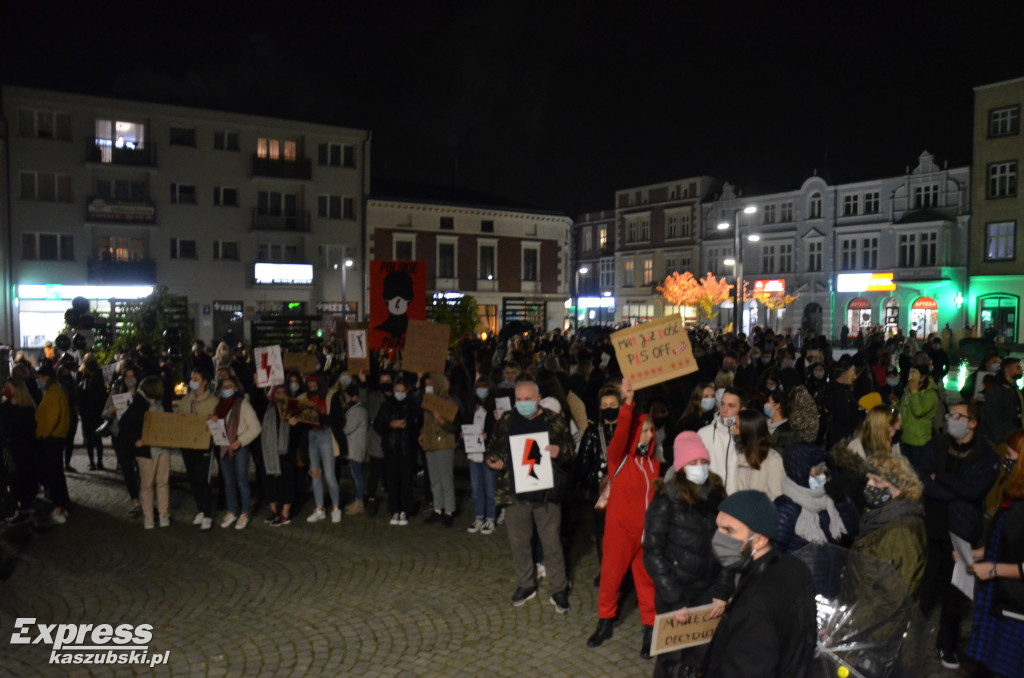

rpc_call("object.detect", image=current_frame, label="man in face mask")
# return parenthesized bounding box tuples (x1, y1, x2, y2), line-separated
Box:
(703, 490, 817, 677)
(980, 357, 1024, 448)
(919, 402, 1000, 670)
(698, 389, 745, 494)
(485, 379, 575, 614)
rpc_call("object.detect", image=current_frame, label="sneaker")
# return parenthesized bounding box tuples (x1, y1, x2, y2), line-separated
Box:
(158, 515, 170, 528)
(510, 586, 537, 607)
(389, 513, 400, 526)
(128, 503, 142, 516)
(271, 513, 291, 527)
(536, 563, 547, 580)
(192, 512, 206, 526)
(497, 508, 506, 525)
(263, 510, 278, 525)
(4, 511, 30, 526)
(467, 518, 485, 534)
(200, 517, 213, 531)
(937, 648, 960, 670)
(550, 590, 570, 614)
(220, 513, 236, 529)
(50, 510, 67, 525)
(143, 516, 154, 530)
(480, 519, 495, 535)
(235, 514, 249, 530)
(425, 510, 442, 524)
(442, 513, 454, 528)
(344, 499, 364, 516)
(306, 508, 326, 523)
(331, 508, 342, 523)
(397, 511, 409, 526)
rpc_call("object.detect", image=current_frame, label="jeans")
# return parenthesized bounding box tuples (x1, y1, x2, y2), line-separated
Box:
(308, 428, 339, 509)
(468, 460, 497, 520)
(425, 448, 455, 514)
(219, 446, 251, 517)
(349, 460, 365, 501)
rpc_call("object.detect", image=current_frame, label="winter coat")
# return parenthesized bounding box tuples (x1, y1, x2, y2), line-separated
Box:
(698, 415, 740, 494)
(985, 444, 1016, 521)
(361, 385, 388, 459)
(35, 382, 70, 440)
(605, 402, 661, 532)
(774, 444, 858, 553)
(576, 418, 615, 501)
(924, 433, 1000, 545)
(642, 469, 731, 612)
(485, 407, 575, 507)
(980, 372, 1024, 447)
(419, 372, 458, 452)
(851, 500, 927, 597)
(373, 395, 421, 458)
(898, 379, 939, 446)
(822, 382, 859, 446)
(1, 401, 38, 457)
(116, 393, 152, 457)
(787, 385, 820, 444)
(702, 550, 817, 678)
(78, 371, 108, 426)
(734, 448, 785, 500)
(342, 401, 368, 464)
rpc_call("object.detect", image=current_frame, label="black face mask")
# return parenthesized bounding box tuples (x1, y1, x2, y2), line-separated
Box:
(1004, 457, 1018, 475)
(652, 416, 669, 429)
(601, 407, 619, 423)
(890, 429, 902, 445)
(863, 484, 893, 508)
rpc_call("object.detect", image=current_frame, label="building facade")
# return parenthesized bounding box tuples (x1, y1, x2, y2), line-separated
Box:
(1, 86, 370, 349)
(969, 76, 1024, 342)
(366, 197, 571, 335)
(572, 209, 615, 326)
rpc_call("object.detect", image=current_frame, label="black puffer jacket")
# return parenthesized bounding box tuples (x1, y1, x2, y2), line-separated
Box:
(372, 395, 421, 457)
(576, 418, 615, 502)
(643, 468, 732, 611)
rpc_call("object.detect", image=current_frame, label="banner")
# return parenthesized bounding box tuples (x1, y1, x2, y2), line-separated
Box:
(140, 412, 211, 450)
(401, 320, 450, 375)
(282, 352, 319, 376)
(274, 394, 322, 425)
(611, 314, 697, 390)
(509, 431, 553, 493)
(650, 603, 723, 656)
(253, 345, 285, 388)
(369, 260, 427, 351)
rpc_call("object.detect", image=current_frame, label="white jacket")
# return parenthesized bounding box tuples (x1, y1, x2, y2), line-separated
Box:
(698, 415, 740, 494)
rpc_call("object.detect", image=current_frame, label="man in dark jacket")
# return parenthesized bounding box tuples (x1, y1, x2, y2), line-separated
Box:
(920, 401, 1000, 669)
(822, 365, 859, 447)
(372, 378, 421, 525)
(703, 490, 817, 678)
(980, 357, 1023, 448)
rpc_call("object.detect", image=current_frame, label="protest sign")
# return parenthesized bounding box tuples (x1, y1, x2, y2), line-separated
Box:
(207, 419, 230, 447)
(282, 352, 319, 376)
(140, 412, 211, 450)
(461, 425, 485, 453)
(495, 397, 512, 415)
(346, 327, 370, 374)
(401, 320, 450, 375)
(101, 362, 118, 387)
(650, 603, 723, 656)
(274, 393, 321, 425)
(422, 393, 458, 422)
(111, 392, 132, 418)
(509, 431, 553, 493)
(611, 314, 697, 390)
(253, 345, 285, 388)
(369, 260, 427, 351)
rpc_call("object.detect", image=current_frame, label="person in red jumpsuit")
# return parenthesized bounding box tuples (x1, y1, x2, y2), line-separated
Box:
(586, 376, 661, 659)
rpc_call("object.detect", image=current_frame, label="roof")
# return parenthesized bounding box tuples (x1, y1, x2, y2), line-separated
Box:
(369, 178, 568, 218)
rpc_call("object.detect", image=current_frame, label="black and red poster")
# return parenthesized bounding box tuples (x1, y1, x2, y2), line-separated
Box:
(369, 260, 427, 350)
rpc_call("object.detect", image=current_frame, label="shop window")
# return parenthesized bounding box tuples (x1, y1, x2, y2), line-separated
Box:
(979, 295, 1018, 342)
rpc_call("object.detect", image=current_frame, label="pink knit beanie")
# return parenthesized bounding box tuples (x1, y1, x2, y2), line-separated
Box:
(673, 431, 710, 472)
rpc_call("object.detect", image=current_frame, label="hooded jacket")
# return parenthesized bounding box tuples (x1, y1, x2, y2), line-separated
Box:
(605, 401, 660, 532)
(898, 378, 939, 446)
(419, 372, 458, 452)
(698, 415, 739, 494)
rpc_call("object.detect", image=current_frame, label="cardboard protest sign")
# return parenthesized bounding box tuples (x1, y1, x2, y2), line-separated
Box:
(401, 320, 450, 375)
(421, 393, 458, 423)
(346, 327, 370, 374)
(509, 431, 553, 493)
(140, 412, 211, 450)
(650, 603, 723, 656)
(282, 352, 319, 376)
(369, 260, 427, 351)
(274, 394, 321, 425)
(611, 314, 697, 390)
(253, 345, 285, 388)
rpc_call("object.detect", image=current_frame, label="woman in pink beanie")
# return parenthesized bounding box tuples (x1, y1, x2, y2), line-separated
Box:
(642, 430, 731, 676)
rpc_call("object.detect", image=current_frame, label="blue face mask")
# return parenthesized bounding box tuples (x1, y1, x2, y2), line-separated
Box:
(701, 397, 716, 412)
(808, 475, 827, 491)
(515, 400, 538, 417)
(886, 377, 899, 387)
(763, 403, 775, 418)
(475, 388, 489, 400)
(221, 389, 235, 399)
(766, 384, 777, 392)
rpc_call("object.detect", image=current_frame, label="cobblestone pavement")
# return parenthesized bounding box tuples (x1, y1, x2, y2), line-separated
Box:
(0, 449, 979, 677)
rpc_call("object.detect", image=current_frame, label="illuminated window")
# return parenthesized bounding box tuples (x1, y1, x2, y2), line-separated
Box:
(986, 222, 1016, 261)
(257, 137, 296, 161)
(642, 258, 653, 285)
(97, 236, 145, 262)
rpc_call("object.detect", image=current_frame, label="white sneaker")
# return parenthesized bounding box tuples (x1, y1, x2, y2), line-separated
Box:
(397, 511, 409, 526)
(389, 513, 400, 526)
(159, 515, 170, 528)
(331, 508, 342, 523)
(143, 516, 154, 530)
(235, 514, 249, 530)
(192, 512, 205, 526)
(480, 519, 495, 535)
(220, 513, 236, 529)
(467, 518, 485, 534)
(307, 508, 326, 523)
(497, 508, 506, 525)
(51, 510, 67, 525)
(536, 563, 547, 579)
(200, 517, 213, 531)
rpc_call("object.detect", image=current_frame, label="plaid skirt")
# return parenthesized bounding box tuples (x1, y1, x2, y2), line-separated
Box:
(967, 510, 1024, 677)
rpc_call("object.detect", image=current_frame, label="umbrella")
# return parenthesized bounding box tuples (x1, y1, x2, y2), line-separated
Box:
(793, 544, 929, 678)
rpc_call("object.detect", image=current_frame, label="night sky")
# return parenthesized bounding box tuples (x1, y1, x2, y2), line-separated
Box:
(2, 0, 1021, 214)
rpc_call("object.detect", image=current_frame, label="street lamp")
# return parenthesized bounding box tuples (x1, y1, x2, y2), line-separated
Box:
(341, 258, 354, 323)
(574, 266, 589, 331)
(717, 205, 757, 334)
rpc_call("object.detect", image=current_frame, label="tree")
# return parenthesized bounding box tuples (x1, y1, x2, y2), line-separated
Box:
(657, 271, 701, 307)
(90, 285, 194, 364)
(427, 294, 480, 346)
(753, 291, 801, 331)
(693, 273, 733, 321)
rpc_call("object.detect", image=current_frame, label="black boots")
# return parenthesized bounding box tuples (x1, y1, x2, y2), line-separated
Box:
(587, 619, 614, 648)
(640, 625, 653, 659)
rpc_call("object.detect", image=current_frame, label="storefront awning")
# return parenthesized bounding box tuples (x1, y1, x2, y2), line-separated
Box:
(848, 298, 871, 310)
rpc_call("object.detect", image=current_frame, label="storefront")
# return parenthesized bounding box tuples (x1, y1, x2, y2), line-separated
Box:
(833, 271, 968, 342)
(15, 284, 154, 349)
(212, 301, 244, 346)
(909, 297, 939, 338)
(846, 297, 873, 336)
(566, 295, 616, 328)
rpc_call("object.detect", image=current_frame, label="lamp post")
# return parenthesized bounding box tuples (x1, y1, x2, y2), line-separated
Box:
(574, 266, 589, 331)
(341, 258, 354, 323)
(717, 205, 757, 334)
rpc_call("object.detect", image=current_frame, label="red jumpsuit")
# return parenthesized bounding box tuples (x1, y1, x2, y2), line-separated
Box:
(598, 401, 660, 625)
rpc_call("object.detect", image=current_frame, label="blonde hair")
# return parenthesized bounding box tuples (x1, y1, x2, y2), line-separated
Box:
(857, 405, 898, 457)
(4, 377, 35, 410)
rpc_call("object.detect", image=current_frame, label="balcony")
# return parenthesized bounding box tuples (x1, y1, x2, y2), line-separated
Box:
(87, 258, 157, 284)
(251, 154, 312, 180)
(85, 197, 156, 225)
(86, 141, 157, 167)
(251, 208, 311, 232)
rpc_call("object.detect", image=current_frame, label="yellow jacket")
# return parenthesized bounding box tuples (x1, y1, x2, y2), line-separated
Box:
(36, 383, 70, 440)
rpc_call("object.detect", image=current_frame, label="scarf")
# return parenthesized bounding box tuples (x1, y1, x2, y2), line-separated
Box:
(216, 397, 243, 459)
(781, 477, 847, 543)
(260, 408, 291, 477)
(857, 498, 925, 537)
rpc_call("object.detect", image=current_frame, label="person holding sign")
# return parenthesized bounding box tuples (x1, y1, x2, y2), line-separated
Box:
(462, 379, 497, 535)
(642, 431, 730, 676)
(587, 377, 661, 659)
(210, 376, 262, 530)
(702, 490, 817, 677)
(418, 372, 459, 527)
(123, 377, 172, 529)
(177, 368, 219, 531)
(485, 379, 575, 613)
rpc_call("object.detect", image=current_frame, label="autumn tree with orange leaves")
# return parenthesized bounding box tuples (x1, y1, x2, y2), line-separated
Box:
(658, 272, 733, 321)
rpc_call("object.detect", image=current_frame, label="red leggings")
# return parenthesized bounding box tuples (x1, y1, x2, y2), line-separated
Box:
(598, 523, 656, 626)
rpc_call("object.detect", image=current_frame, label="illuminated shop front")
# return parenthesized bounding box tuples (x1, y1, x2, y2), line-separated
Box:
(16, 284, 154, 348)
(833, 271, 967, 341)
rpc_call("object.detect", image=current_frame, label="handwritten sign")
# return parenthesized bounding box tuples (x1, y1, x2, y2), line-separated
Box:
(650, 603, 723, 656)
(283, 352, 319, 376)
(207, 419, 230, 446)
(111, 392, 132, 418)
(140, 412, 212, 450)
(402, 320, 451, 375)
(509, 431, 553, 493)
(101, 362, 118, 387)
(461, 425, 485, 453)
(347, 328, 370, 374)
(611, 314, 697, 390)
(274, 394, 321, 426)
(422, 393, 458, 423)
(254, 345, 285, 388)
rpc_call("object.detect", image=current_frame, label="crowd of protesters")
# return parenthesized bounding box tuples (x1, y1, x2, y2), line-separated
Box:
(2, 320, 1024, 677)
